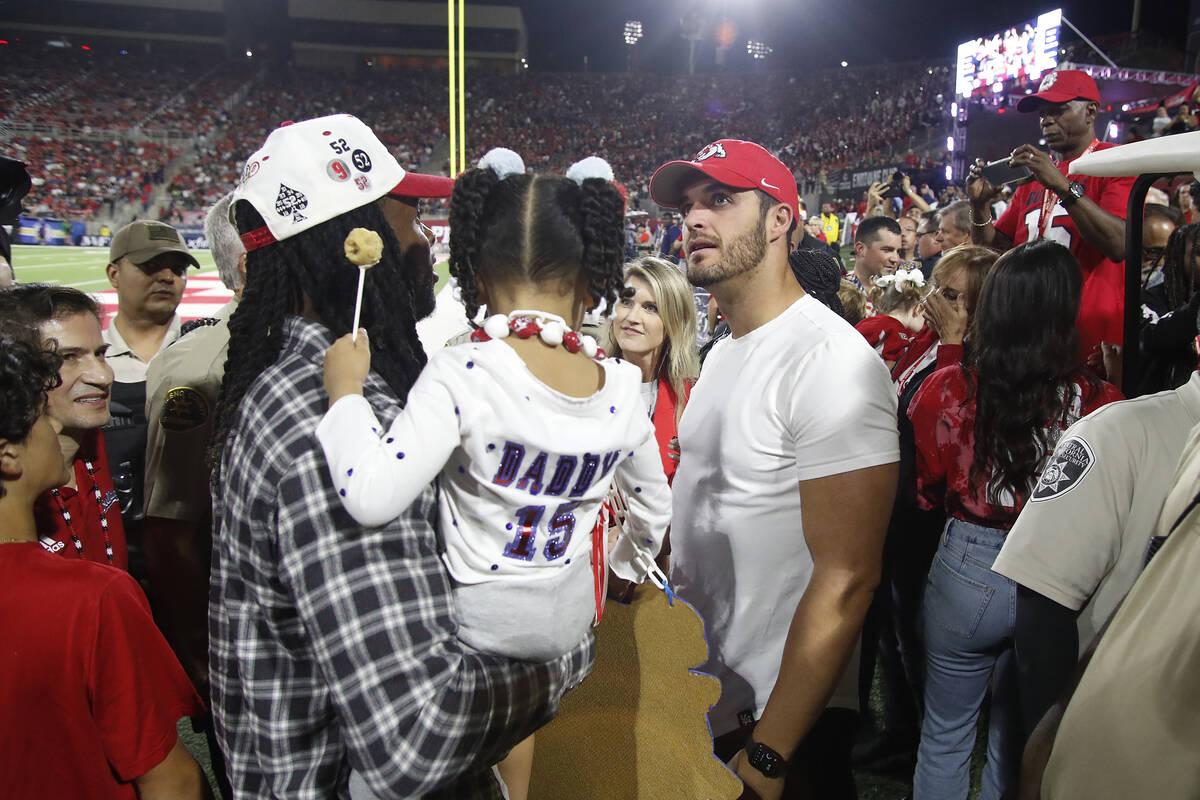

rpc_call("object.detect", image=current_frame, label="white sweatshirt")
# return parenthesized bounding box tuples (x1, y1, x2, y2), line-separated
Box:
(316, 339, 670, 588)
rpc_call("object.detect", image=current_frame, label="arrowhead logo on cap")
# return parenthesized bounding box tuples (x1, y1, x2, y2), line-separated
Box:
(693, 142, 727, 162)
(1039, 72, 1057, 91)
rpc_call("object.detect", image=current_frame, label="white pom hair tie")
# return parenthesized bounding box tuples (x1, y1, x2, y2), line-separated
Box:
(566, 156, 615, 185)
(478, 147, 526, 180)
(873, 269, 925, 291)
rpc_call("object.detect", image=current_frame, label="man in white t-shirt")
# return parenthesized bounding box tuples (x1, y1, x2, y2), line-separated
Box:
(992, 371, 1200, 739)
(650, 139, 900, 800)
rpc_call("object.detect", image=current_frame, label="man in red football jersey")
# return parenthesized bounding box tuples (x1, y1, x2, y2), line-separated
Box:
(967, 69, 1133, 359)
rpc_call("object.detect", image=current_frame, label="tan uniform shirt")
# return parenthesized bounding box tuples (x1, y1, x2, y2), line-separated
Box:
(103, 314, 183, 384)
(1041, 421, 1200, 800)
(994, 371, 1200, 648)
(142, 300, 233, 521)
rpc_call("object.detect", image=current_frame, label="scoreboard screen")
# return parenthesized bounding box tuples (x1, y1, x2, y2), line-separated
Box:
(956, 9, 1062, 98)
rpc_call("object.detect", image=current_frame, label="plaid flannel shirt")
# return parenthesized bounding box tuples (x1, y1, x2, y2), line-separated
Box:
(210, 317, 595, 799)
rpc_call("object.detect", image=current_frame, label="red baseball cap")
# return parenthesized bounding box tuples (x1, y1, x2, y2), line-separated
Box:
(389, 171, 454, 200)
(649, 139, 799, 220)
(1016, 69, 1101, 113)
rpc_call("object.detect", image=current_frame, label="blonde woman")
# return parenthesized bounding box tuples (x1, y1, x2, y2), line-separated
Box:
(607, 256, 699, 484)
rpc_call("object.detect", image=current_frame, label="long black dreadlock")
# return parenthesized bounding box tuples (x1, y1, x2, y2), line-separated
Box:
(448, 168, 626, 321)
(209, 200, 429, 478)
(1162, 221, 1200, 311)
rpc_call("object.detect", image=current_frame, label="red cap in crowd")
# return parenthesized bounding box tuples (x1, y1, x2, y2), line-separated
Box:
(649, 139, 799, 221)
(1016, 69, 1101, 113)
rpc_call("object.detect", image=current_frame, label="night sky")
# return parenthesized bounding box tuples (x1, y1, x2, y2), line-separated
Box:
(461, 0, 1188, 73)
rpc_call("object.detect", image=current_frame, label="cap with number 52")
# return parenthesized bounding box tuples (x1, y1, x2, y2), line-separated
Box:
(232, 114, 453, 251)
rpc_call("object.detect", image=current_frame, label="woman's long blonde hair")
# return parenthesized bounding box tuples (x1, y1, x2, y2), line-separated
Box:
(606, 256, 699, 419)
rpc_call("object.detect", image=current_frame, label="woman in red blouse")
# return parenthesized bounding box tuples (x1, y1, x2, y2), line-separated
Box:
(907, 240, 1121, 800)
(607, 256, 698, 484)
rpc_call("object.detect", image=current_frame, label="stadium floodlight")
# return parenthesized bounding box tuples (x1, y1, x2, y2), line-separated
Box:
(840, 60, 848, 67)
(245, 49, 253, 58)
(945, 165, 953, 181)
(950, 101, 958, 116)
(946, 136, 955, 152)
(1107, 122, 1119, 140)
(746, 40, 772, 60)
(624, 21, 643, 46)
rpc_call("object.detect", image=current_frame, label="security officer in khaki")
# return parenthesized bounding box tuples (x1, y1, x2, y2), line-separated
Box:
(141, 197, 244, 798)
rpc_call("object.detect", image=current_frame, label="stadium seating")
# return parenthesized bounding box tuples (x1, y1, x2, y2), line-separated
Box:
(1, 45, 949, 223)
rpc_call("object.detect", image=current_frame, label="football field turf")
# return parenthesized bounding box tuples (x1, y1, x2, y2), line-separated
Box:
(11, 244, 453, 316)
(13, 244, 219, 290)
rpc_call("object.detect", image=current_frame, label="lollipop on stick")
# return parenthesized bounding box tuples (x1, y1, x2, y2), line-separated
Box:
(343, 228, 384, 341)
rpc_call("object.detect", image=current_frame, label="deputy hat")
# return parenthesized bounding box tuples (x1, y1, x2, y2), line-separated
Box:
(649, 139, 799, 221)
(1016, 69, 1102, 113)
(108, 220, 200, 268)
(232, 114, 454, 251)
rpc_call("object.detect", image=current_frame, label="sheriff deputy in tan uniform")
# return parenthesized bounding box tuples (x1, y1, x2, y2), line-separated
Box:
(141, 194, 244, 797)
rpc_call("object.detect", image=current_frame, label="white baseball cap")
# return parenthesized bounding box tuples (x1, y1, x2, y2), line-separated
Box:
(232, 114, 453, 251)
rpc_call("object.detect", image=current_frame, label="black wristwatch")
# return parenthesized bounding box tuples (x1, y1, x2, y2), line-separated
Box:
(1057, 181, 1085, 206)
(745, 739, 788, 779)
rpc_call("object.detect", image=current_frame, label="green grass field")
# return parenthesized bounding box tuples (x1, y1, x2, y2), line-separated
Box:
(12, 244, 219, 290)
(12, 244, 453, 293)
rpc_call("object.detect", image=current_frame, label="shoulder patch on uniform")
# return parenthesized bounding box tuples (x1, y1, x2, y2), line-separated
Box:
(1030, 436, 1094, 502)
(160, 386, 210, 432)
(181, 317, 221, 337)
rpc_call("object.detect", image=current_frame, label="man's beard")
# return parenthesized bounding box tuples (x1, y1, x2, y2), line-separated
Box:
(686, 223, 767, 289)
(403, 243, 437, 319)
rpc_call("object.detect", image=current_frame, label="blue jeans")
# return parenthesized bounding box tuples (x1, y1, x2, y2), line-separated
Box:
(913, 519, 1020, 800)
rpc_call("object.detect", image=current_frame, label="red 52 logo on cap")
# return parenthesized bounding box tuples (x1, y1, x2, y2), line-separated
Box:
(693, 142, 727, 162)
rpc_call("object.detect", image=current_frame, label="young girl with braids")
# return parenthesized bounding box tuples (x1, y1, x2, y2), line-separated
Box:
(854, 267, 927, 370)
(320, 149, 671, 800)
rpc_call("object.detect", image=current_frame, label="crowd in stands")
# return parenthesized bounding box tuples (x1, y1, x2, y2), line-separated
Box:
(9, 136, 178, 219)
(3, 45, 949, 224)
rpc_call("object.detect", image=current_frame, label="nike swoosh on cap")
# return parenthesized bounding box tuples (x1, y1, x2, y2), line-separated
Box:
(761, 178, 781, 191)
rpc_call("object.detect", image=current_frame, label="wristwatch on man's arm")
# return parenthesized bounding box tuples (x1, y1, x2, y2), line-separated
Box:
(1055, 181, 1086, 207)
(745, 738, 789, 779)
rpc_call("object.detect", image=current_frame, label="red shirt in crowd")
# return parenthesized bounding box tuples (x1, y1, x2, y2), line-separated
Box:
(890, 327, 965, 394)
(0, 543, 203, 799)
(855, 315, 916, 363)
(33, 429, 129, 571)
(993, 141, 1135, 356)
(908, 366, 1122, 530)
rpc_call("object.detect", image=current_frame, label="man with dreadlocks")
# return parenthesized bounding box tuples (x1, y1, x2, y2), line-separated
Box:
(208, 116, 594, 799)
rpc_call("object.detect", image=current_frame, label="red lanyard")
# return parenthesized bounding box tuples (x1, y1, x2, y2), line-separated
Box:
(1037, 139, 1098, 241)
(44, 460, 114, 564)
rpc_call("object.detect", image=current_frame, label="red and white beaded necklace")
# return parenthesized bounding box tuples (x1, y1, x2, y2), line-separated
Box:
(470, 309, 607, 362)
(43, 459, 114, 564)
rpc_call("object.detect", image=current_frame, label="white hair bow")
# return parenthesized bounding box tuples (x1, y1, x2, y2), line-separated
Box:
(873, 268, 925, 291)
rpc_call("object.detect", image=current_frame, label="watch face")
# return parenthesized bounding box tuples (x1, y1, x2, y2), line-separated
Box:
(1070, 182, 1085, 198)
(748, 743, 785, 778)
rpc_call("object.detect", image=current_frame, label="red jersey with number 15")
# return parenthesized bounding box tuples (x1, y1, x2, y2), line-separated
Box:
(994, 142, 1134, 356)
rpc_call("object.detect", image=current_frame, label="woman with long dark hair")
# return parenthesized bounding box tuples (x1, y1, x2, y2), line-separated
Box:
(908, 239, 1122, 800)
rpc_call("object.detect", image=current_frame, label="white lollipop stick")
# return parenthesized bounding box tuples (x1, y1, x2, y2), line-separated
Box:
(351, 267, 368, 342)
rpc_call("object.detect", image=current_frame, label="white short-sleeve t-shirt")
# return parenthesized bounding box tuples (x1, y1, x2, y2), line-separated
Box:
(993, 371, 1200, 648)
(669, 294, 900, 736)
